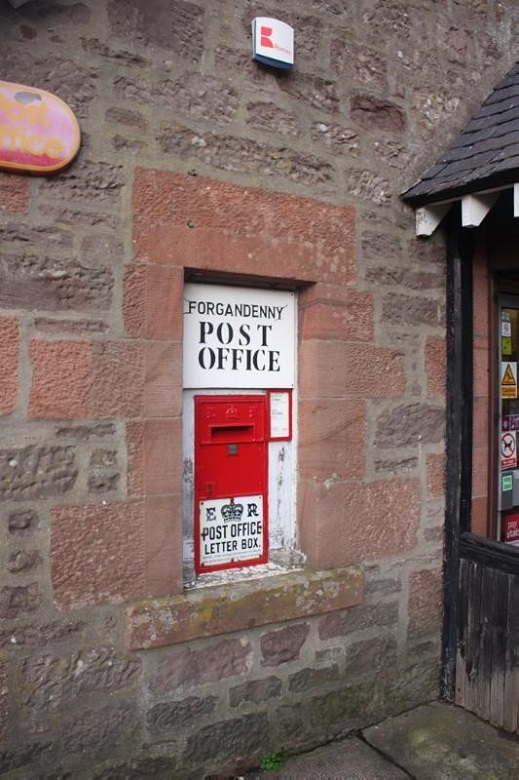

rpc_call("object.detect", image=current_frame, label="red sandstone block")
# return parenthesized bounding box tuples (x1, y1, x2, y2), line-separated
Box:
(473, 397, 489, 450)
(425, 337, 446, 397)
(133, 169, 356, 285)
(144, 495, 183, 596)
(407, 567, 443, 640)
(142, 419, 181, 495)
(299, 340, 405, 399)
(472, 446, 489, 499)
(144, 342, 182, 418)
(0, 316, 19, 415)
(473, 337, 489, 400)
(0, 174, 29, 213)
(29, 340, 92, 418)
(123, 264, 183, 340)
(127, 421, 144, 497)
(426, 452, 445, 498)
(299, 284, 374, 342)
(298, 399, 367, 480)
(299, 477, 419, 569)
(471, 495, 489, 537)
(51, 501, 146, 610)
(93, 341, 145, 417)
(472, 262, 489, 339)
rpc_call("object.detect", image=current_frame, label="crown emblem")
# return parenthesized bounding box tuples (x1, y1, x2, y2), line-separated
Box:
(221, 497, 243, 522)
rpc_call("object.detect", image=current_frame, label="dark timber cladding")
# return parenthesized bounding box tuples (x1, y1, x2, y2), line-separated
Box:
(456, 559, 519, 733)
(402, 62, 519, 206)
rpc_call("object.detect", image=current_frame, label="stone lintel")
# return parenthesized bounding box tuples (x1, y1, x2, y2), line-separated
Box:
(127, 566, 364, 650)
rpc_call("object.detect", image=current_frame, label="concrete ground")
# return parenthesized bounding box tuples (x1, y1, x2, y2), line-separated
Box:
(244, 701, 519, 779)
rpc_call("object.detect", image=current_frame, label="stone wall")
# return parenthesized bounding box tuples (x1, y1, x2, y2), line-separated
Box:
(0, 1, 517, 777)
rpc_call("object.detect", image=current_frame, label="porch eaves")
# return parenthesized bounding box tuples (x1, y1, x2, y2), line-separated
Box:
(402, 62, 519, 234)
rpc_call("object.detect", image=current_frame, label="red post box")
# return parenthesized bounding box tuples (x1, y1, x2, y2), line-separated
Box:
(194, 395, 268, 573)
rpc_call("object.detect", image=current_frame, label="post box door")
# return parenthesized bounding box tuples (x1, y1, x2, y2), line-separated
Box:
(194, 395, 268, 573)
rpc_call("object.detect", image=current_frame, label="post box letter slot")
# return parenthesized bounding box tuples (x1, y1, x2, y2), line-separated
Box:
(209, 424, 255, 443)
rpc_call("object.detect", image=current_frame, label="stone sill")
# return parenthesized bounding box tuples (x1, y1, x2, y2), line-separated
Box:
(127, 566, 364, 651)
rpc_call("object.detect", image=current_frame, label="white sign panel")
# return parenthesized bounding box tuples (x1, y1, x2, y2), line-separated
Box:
(183, 284, 295, 388)
(199, 495, 264, 567)
(252, 17, 294, 69)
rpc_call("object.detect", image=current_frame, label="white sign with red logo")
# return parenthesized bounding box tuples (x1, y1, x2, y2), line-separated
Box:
(252, 17, 294, 69)
(501, 430, 517, 470)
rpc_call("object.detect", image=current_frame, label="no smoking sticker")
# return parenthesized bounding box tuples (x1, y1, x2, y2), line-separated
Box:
(501, 430, 517, 470)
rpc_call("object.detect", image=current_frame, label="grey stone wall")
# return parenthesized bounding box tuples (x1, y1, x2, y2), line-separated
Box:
(0, 0, 518, 777)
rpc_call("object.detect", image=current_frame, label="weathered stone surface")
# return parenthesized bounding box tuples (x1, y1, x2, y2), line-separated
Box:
(128, 567, 363, 650)
(0, 252, 113, 312)
(147, 695, 217, 736)
(0, 54, 97, 118)
(87, 473, 120, 493)
(7, 509, 38, 534)
(407, 568, 443, 640)
(311, 121, 359, 153)
(93, 756, 179, 779)
(61, 700, 138, 756)
(0, 584, 40, 619)
(230, 676, 282, 707)
(0, 659, 7, 743)
(39, 160, 122, 203)
(155, 74, 238, 124)
(278, 73, 339, 112)
(158, 125, 333, 184)
(375, 403, 445, 448)
(346, 636, 398, 677)
(55, 423, 115, 440)
(374, 455, 419, 475)
(0, 175, 29, 214)
(332, 38, 388, 89)
(0, 619, 85, 650)
(351, 95, 407, 132)
(183, 713, 268, 767)
(289, 664, 341, 693)
(105, 106, 148, 129)
(2, 222, 73, 249)
(82, 37, 148, 66)
(0, 446, 77, 500)
(319, 602, 399, 640)
(382, 293, 444, 326)
(34, 318, 109, 335)
(247, 102, 300, 136)
(310, 682, 377, 737)
(151, 638, 251, 692)
(20, 647, 142, 710)
(107, 0, 204, 59)
(260, 623, 310, 667)
(7, 550, 41, 573)
(0, 741, 51, 775)
(344, 168, 391, 204)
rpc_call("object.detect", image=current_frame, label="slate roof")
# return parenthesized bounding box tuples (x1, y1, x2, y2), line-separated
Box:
(402, 62, 519, 207)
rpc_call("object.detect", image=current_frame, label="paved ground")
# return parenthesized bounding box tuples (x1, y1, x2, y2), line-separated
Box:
(243, 701, 519, 779)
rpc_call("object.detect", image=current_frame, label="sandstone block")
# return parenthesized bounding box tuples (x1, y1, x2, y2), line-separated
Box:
(151, 638, 251, 693)
(375, 403, 445, 448)
(0, 584, 40, 619)
(183, 713, 268, 768)
(0, 316, 19, 415)
(229, 676, 282, 707)
(260, 623, 310, 667)
(51, 502, 146, 609)
(319, 602, 399, 640)
(147, 695, 217, 736)
(288, 664, 340, 693)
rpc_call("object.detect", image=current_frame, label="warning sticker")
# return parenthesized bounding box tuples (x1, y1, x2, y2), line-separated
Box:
(501, 361, 517, 399)
(501, 431, 517, 470)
